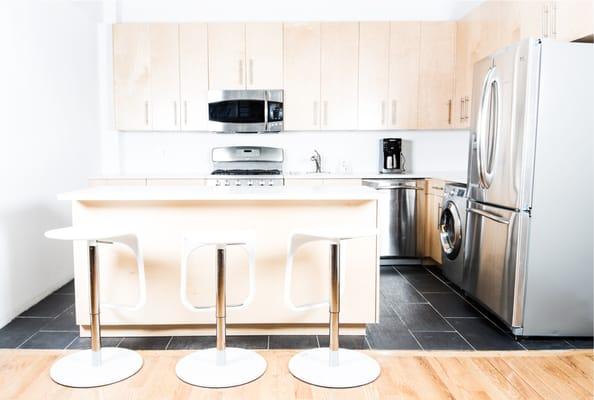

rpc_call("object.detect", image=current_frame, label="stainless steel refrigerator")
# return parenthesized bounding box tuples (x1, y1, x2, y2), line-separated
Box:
(464, 38, 593, 336)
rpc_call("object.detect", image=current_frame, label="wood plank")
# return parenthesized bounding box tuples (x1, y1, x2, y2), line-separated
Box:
(0, 350, 592, 399)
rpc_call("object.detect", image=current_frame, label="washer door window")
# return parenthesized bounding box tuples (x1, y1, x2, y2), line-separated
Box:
(439, 201, 462, 260)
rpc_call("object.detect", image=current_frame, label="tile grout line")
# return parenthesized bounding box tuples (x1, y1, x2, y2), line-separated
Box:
(165, 336, 173, 350)
(422, 265, 517, 338)
(266, 335, 270, 350)
(408, 329, 424, 351)
(64, 336, 79, 350)
(116, 337, 125, 347)
(455, 330, 476, 351)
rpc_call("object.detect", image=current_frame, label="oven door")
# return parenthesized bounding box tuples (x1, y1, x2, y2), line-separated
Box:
(208, 90, 283, 133)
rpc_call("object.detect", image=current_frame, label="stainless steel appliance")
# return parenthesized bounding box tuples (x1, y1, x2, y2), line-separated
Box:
(207, 146, 284, 187)
(439, 182, 467, 289)
(362, 179, 424, 265)
(465, 38, 593, 336)
(208, 90, 283, 133)
(379, 138, 404, 174)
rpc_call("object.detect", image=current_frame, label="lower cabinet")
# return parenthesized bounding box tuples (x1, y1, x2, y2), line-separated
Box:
(424, 180, 445, 264)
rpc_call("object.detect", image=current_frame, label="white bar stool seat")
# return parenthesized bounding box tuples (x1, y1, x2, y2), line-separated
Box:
(285, 226, 381, 388)
(44, 226, 146, 388)
(175, 230, 266, 388)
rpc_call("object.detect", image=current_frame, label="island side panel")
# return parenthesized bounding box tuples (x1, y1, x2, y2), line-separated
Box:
(72, 199, 378, 329)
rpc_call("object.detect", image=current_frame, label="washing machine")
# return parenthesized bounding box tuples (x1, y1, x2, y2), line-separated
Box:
(439, 182, 467, 290)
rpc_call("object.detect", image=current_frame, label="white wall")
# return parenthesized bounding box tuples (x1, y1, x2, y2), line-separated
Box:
(0, 1, 101, 328)
(117, 0, 482, 22)
(119, 131, 469, 175)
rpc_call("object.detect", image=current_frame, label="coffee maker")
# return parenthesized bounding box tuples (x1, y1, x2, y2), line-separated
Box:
(379, 138, 404, 174)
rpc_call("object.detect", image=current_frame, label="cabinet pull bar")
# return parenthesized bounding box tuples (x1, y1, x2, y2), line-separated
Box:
(460, 97, 464, 122)
(551, 2, 557, 37)
(437, 203, 442, 229)
(323, 101, 328, 127)
(543, 4, 549, 37)
(465, 96, 470, 120)
(249, 59, 254, 86)
(174, 101, 178, 126)
(447, 99, 452, 125)
(239, 59, 244, 85)
(391, 100, 397, 126)
(144, 101, 149, 126)
(381, 101, 386, 126)
(313, 101, 318, 126)
(184, 100, 188, 125)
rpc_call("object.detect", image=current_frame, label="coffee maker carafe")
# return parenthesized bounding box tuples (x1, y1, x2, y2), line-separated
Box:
(379, 138, 404, 174)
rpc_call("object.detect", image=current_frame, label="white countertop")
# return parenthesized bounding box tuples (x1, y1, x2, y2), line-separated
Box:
(58, 185, 382, 201)
(90, 171, 467, 184)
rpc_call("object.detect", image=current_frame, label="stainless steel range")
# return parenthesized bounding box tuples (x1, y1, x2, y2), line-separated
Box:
(207, 146, 285, 187)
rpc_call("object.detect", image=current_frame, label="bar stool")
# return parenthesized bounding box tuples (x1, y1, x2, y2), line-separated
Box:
(44, 226, 146, 388)
(284, 227, 380, 388)
(175, 231, 266, 388)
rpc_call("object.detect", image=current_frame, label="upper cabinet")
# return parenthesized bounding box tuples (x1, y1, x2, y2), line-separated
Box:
(358, 22, 390, 130)
(245, 23, 283, 89)
(283, 22, 321, 131)
(208, 23, 246, 90)
(179, 23, 209, 131)
(388, 22, 421, 129)
(320, 22, 359, 130)
(418, 22, 456, 130)
(113, 23, 180, 131)
(208, 23, 283, 90)
(553, 1, 594, 42)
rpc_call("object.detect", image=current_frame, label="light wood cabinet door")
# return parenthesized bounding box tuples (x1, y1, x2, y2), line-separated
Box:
(179, 23, 209, 131)
(283, 22, 321, 131)
(388, 22, 421, 130)
(150, 24, 180, 131)
(358, 22, 390, 130)
(554, 1, 594, 41)
(453, 19, 471, 129)
(245, 23, 283, 89)
(113, 24, 151, 130)
(424, 193, 443, 263)
(418, 22, 455, 130)
(320, 22, 359, 130)
(208, 23, 246, 90)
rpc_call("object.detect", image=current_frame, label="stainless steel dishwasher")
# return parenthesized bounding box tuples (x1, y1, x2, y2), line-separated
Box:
(363, 179, 425, 265)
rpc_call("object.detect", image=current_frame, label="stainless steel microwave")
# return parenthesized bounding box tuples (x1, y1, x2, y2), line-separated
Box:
(208, 90, 283, 133)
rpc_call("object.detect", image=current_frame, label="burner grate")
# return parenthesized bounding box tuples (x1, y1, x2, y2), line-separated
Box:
(211, 169, 282, 176)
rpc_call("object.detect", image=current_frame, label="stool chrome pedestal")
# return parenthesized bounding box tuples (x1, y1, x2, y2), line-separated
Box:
(175, 231, 266, 388)
(44, 227, 146, 388)
(284, 227, 381, 388)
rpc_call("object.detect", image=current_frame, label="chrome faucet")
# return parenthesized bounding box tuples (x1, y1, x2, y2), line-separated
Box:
(311, 150, 322, 173)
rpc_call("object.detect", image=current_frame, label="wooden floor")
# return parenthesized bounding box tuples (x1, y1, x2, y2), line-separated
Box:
(0, 349, 592, 399)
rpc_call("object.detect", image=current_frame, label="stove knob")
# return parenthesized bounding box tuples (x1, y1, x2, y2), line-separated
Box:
(247, 180, 253, 186)
(235, 180, 241, 186)
(268, 180, 274, 186)
(224, 180, 230, 187)
(259, 180, 265, 186)
(215, 180, 222, 187)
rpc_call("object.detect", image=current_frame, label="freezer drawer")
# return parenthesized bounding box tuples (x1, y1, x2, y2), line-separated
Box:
(464, 201, 530, 328)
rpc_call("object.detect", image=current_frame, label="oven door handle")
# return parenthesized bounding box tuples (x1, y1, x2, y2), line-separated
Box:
(373, 185, 424, 191)
(264, 92, 269, 130)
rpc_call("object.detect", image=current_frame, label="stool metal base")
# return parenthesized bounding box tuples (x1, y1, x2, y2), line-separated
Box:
(176, 347, 266, 388)
(50, 348, 143, 388)
(288, 348, 380, 388)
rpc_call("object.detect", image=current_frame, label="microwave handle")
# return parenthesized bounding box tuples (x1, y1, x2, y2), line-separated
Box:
(264, 92, 269, 129)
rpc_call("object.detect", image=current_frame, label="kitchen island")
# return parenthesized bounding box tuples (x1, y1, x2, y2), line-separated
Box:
(60, 186, 380, 336)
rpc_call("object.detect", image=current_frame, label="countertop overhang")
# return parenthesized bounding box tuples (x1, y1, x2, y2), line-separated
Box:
(58, 185, 383, 201)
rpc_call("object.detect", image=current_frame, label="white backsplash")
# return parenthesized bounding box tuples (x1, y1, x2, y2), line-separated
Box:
(116, 130, 469, 175)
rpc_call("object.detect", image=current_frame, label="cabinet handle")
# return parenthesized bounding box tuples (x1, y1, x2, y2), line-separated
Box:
(249, 59, 254, 86)
(459, 97, 464, 122)
(313, 101, 318, 126)
(144, 100, 149, 126)
(432, 186, 444, 191)
(465, 96, 470, 120)
(551, 2, 557, 39)
(173, 101, 178, 126)
(437, 203, 442, 229)
(239, 59, 244, 85)
(542, 4, 549, 37)
(447, 99, 452, 125)
(323, 101, 328, 127)
(381, 101, 386, 126)
(184, 100, 188, 125)
(391, 100, 397, 126)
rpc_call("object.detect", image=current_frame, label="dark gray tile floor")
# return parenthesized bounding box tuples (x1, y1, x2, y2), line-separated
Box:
(1, 266, 592, 351)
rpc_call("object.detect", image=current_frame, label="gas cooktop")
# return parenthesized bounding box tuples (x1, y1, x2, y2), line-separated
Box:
(211, 169, 282, 176)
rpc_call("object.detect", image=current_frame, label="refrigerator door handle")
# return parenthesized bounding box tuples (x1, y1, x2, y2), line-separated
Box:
(468, 207, 510, 225)
(476, 67, 499, 189)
